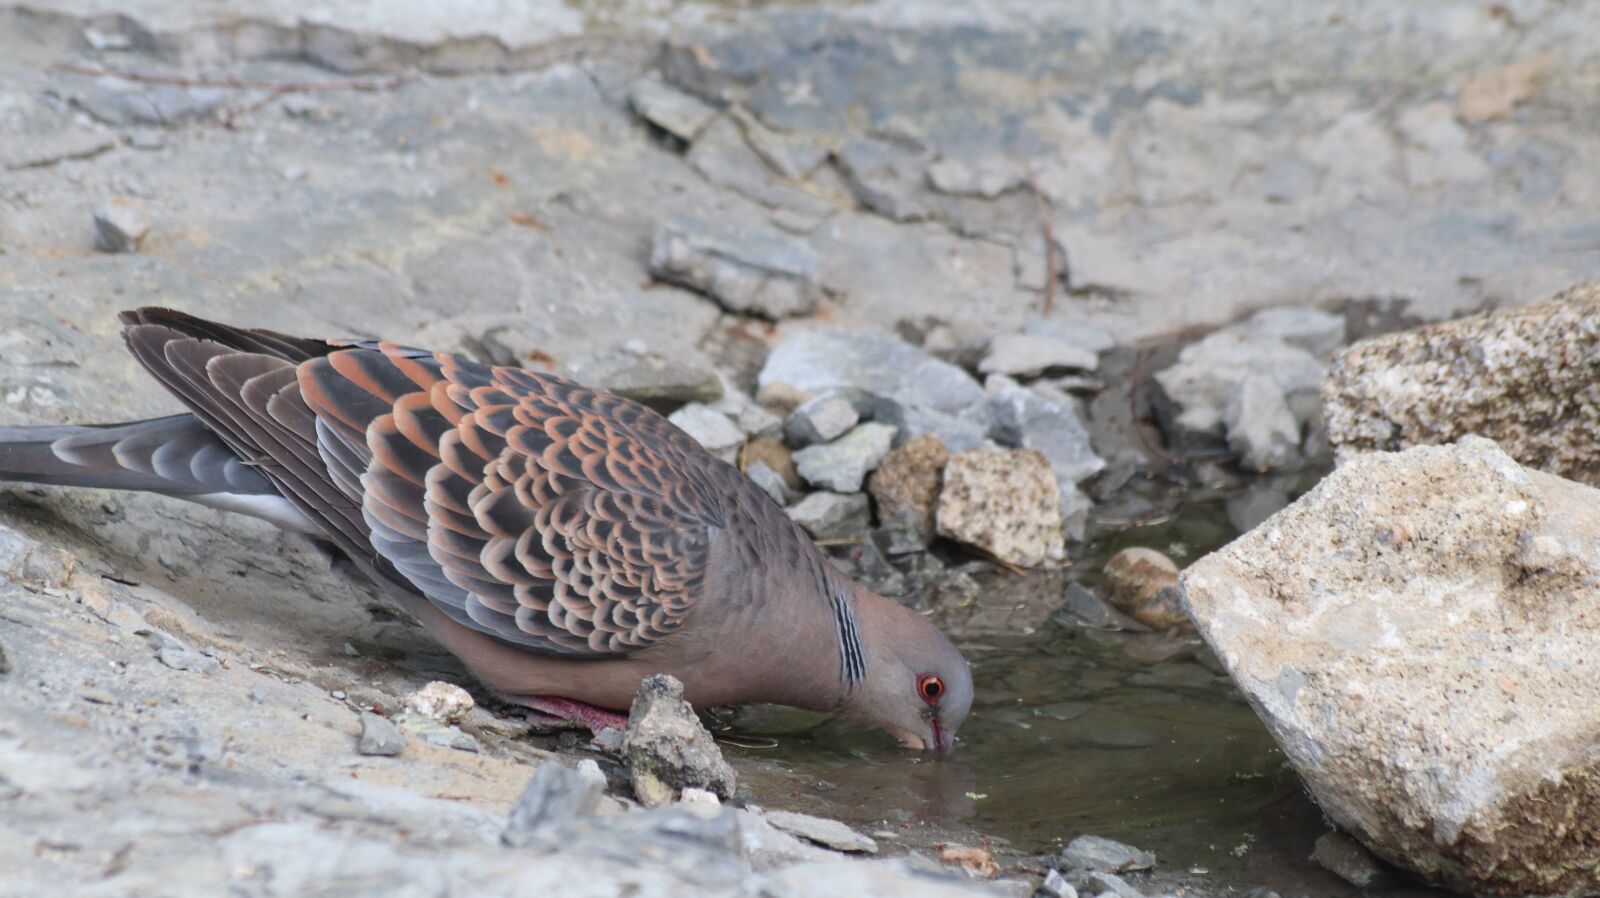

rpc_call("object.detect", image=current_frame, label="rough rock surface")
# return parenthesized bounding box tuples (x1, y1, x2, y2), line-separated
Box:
(1324, 284, 1600, 486)
(936, 449, 1065, 568)
(792, 422, 896, 493)
(649, 219, 821, 319)
(759, 330, 990, 452)
(623, 675, 737, 808)
(786, 491, 869, 540)
(1182, 437, 1600, 896)
(502, 759, 609, 847)
(1154, 306, 1345, 471)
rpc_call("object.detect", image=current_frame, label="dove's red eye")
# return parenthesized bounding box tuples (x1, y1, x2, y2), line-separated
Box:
(918, 674, 944, 704)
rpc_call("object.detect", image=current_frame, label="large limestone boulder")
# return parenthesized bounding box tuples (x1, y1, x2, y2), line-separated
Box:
(1182, 437, 1600, 897)
(1324, 283, 1600, 486)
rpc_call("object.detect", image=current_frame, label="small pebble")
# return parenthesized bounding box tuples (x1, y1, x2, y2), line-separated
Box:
(79, 687, 116, 705)
(331, 690, 347, 700)
(405, 681, 474, 723)
(357, 712, 405, 757)
(92, 197, 150, 253)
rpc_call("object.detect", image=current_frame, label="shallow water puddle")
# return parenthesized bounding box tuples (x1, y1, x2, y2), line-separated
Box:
(720, 489, 1317, 878)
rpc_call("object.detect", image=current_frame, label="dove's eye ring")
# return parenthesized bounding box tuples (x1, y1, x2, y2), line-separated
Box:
(918, 674, 944, 704)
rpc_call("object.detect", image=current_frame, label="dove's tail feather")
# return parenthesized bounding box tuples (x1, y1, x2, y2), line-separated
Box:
(0, 415, 319, 530)
(0, 414, 273, 494)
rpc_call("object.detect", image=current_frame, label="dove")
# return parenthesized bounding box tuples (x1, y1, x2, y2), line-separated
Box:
(0, 309, 972, 751)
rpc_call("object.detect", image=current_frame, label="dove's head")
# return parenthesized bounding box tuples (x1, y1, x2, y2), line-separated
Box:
(843, 583, 973, 752)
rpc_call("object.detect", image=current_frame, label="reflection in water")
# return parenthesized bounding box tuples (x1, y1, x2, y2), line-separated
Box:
(719, 490, 1317, 877)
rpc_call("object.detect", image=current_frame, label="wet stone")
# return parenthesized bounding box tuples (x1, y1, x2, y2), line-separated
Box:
(1060, 835, 1156, 873)
(1311, 832, 1384, 888)
(503, 759, 607, 847)
(357, 713, 405, 757)
(92, 197, 151, 254)
(1100, 548, 1189, 631)
(649, 218, 821, 319)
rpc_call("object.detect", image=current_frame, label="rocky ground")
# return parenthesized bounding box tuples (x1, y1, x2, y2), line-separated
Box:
(4, 1, 1600, 896)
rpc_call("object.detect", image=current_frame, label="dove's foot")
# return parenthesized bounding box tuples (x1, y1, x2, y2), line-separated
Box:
(516, 695, 629, 735)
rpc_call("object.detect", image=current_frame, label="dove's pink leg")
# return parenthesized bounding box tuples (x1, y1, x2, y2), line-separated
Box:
(518, 695, 629, 734)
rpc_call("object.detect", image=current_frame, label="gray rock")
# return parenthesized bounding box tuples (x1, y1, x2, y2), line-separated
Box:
(762, 809, 878, 854)
(1223, 372, 1301, 472)
(1022, 320, 1117, 355)
(709, 379, 784, 439)
(627, 77, 718, 142)
(737, 111, 831, 179)
(687, 117, 838, 218)
(737, 810, 837, 871)
(745, 461, 793, 506)
(1153, 307, 1331, 470)
(502, 759, 607, 847)
(567, 350, 722, 408)
(623, 674, 737, 808)
(1246, 307, 1346, 357)
(1311, 832, 1384, 889)
(143, 631, 221, 674)
(1041, 868, 1078, 898)
(1060, 835, 1155, 873)
(92, 197, 151, 253)
(1085, 871, 1146, 898)
(649, 218, 821, 319)
(1055, 584, 1150, 632)
(0, 642, 8, 676)
(835, 137, 928, 221)
(667, 403, 744, 463)
(785, 395, 860, 448)
(786, 492, 870, 540)
(759, 329, 990, 452)
(549, 805, 751, 889)
(792, 422, 896, 493)
(979, 334, 1099, 378)
(1182, 437, 1600, 895)
(757, 857, 986, 898)
(73, 81, 227, 126)
(356, 713, 405, 757)
(393, 712, 479, 752)
(926, 155, 1023, 198)
(986, 377, 1105, 512)
(280, 94, 341, 123)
